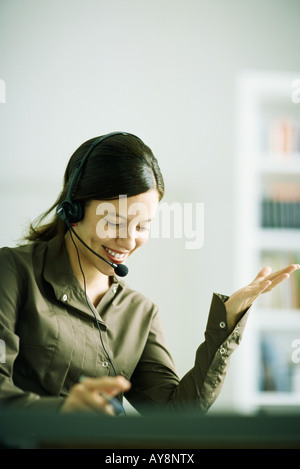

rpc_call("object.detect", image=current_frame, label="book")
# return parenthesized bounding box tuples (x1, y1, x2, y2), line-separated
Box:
(262, 117, 300, 157)
(260, 182, 300, 229)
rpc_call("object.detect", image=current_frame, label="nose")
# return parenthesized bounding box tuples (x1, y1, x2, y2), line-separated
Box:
(116, 227, 137, 252)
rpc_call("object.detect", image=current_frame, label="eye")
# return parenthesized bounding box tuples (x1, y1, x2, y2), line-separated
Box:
(106, 220, 118, 227)
(137, 223, 151, 232)
(106, 219, 127, 229)
(105, 218, 118, 226)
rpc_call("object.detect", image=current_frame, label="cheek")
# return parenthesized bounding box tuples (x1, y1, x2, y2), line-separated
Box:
(135, 233, 150, 249)
(126, 233, 150, 258)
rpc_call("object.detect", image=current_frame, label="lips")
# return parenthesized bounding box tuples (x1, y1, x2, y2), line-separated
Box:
(103, 246, 127, 263)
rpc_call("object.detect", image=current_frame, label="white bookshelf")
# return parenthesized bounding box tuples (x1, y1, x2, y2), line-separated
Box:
(233, 71, 300, 414)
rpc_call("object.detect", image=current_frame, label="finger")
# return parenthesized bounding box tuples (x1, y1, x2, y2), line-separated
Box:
(263, 273, 290, 293)
(63, 397, 93, 413)
(79, 375, 131, 395)
(253, 266, 272, 281)
(247, 279, 272, 301)
(71, 382, 116, 414)
(253, 264, 299, 284)
(265, 264, 300, 282)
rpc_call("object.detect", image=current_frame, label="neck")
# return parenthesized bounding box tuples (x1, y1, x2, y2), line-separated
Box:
(64, 231, 110, 306)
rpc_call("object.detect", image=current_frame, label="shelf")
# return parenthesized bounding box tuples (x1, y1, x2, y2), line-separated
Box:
(253, 228, 300, 251)
(252, 308, 300, 329)
(255, 156, 300, 175)
(253, 392, 300, 407)
(235, 71, 300, 414)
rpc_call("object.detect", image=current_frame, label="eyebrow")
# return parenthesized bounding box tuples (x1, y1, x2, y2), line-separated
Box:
(108, 212, 153, 222)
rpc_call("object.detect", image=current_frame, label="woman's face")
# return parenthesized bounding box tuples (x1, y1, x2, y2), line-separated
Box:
(73, 189, 159, 276)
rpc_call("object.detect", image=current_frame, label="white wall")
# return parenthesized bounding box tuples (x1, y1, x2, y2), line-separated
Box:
(1, 0, 300, 412)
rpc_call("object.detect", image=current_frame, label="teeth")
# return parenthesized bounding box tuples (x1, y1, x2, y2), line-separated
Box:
(104, 247, 125, 259)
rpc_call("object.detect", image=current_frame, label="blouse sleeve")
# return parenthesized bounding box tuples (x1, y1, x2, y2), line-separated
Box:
(0, 247, 62, 411)
(126, 293, 249, 413)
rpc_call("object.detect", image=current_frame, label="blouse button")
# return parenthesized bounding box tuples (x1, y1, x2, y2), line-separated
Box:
(102, 361, 109, 367)
(219, 321, 226, 329)
(219, 347, 226, 355)
(62, 294, 68, 302)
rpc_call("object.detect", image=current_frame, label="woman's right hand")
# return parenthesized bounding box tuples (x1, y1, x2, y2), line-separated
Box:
(60, 375, 131, 415)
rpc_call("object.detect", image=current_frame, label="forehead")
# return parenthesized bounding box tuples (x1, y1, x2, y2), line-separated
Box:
(93, 189, 159, 219)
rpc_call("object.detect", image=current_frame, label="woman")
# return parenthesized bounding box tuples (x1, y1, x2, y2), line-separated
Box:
(0, 132, 298, 415)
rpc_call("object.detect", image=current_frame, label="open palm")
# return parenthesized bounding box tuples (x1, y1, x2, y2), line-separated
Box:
(225, 264, 300, 332)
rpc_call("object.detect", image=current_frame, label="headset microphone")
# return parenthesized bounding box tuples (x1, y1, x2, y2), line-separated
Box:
(112, 263, 128, 277)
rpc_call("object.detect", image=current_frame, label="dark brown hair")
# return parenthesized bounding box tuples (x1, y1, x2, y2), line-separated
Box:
(25, 133, 164, 247)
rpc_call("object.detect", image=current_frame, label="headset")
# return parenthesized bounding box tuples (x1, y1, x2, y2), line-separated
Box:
(56, 131, 131, 225)
(56, 131, 131, 277)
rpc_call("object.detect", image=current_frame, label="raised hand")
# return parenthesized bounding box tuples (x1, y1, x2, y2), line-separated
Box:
(225, 264, 300, 333)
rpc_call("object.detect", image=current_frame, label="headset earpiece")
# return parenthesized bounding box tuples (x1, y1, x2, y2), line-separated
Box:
(64, 200, 83, 224)
(56, 131, 132, 225)
(56, 200, 84, 224)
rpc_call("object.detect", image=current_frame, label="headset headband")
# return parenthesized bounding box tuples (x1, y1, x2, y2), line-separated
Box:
(56, 131, 132, 224)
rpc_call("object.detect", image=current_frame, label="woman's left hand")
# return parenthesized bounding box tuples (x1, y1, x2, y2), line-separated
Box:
(225, 264, 300, 333)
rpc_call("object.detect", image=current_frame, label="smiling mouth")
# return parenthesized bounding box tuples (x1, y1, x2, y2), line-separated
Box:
(103, 246, 127, 262)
